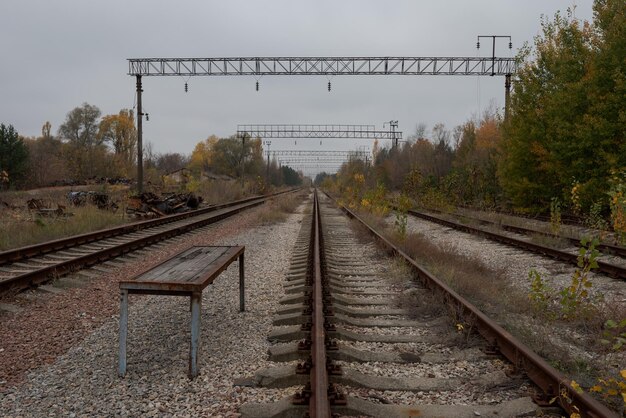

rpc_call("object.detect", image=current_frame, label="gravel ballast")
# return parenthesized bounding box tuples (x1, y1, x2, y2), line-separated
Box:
(0, 203, 306, 417)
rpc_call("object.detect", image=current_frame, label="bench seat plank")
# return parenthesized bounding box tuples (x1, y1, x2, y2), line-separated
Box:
(119, 246, 244, 293)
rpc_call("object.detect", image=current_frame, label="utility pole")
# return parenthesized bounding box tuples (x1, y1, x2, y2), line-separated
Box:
(264, 140, 272, 186)
(384, 120, 398, 148)
(240, 133, 246, 190)
(136, 75, 143, 193)
(477, 35, 513, 121)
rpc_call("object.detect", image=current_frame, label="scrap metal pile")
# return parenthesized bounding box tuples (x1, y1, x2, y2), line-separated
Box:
(27, 199, 69, 217)
(67, 191, 119, 211)
(126, 192, 202, 218)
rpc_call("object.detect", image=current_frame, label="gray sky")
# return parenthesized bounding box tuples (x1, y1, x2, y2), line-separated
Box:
(1, 0, 594, 171)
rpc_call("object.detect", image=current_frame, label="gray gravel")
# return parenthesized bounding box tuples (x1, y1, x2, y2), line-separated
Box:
(0, 207, 306, 417)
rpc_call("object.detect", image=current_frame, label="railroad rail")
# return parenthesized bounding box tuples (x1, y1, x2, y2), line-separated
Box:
(0, 189, 299, 294)
(327, 192, 617, 418)
(439, 209, 626, 258)
(407, 209, 626, 281)
(238, 190, 616, 417)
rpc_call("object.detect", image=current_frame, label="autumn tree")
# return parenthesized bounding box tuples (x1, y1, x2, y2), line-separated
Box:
(188, 135, 219, 177)
(211, 135, 264, 178)
(98, 109, 137, 176)
(22, 122, 67, 187)
(0, 124, 29, 188)
(58, 103, 109, 179)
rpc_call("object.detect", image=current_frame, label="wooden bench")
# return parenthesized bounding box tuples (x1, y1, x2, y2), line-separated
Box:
(118, 245, 245, 378)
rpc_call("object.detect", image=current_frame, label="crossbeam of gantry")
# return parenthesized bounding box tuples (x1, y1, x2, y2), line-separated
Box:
(128, 56, 517, 76)
(270, 150, 370, 158)
(238, 124, 401, 141)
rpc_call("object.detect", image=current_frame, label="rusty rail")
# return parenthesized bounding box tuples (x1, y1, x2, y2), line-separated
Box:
(0, 189, 297, 266)
(0, 189, 302, 294)
(310, 190, 331, 417)
(324, 191, 617, 418)
(408, 209, 626, 281)
(449, 211, 626, 258)
(293, 190, 345, 416)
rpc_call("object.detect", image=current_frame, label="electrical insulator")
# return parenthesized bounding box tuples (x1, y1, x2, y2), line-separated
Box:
(476, 41, 480, 49)
(146, 113, 149, 121)
(327, 81, 331, 92)
(256, 81, 259, 91)
(184, 82, 188, 93)
(509, 41, 513, 49)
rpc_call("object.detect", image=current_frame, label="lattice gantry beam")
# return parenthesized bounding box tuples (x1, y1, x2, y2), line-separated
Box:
(128, 57, 517, 76)
(269, 150, 369, 157)
(238, 124, 402, 140)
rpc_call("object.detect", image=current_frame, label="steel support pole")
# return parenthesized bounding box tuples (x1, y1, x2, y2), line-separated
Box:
(504, 73, 511, 122)
(118, 289, 129, 377)
(136, 75, 143, 193)
(240, 135, 245, 190)
(189, 291, 202, 378)
(239, 253, 245, 312)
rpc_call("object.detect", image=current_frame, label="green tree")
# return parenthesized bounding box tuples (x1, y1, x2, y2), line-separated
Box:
(500, 10, 593, 211)
(211, 135, 264, 178)
(0, 124, 29, 188)
(500, 1, 626, 212)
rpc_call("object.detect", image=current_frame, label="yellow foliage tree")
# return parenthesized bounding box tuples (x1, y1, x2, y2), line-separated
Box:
(188, 135, 219, 178)
(97, 109, 137, 177)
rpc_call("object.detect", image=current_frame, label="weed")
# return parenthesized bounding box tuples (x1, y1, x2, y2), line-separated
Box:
(393, 194, 411, 241)
(584, 201, 609, 233)
(608, 169, 626, 245)
(588, 370, 626, 413)
(526, 237, 600, 320)
(600, 319, 626, 351)
(528, 269, 553, 314)
(550, 196, 562, 236)
(559, 237, 599, 319)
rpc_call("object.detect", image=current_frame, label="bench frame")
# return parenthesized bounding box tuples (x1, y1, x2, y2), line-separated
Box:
(118, 246, 245, 378)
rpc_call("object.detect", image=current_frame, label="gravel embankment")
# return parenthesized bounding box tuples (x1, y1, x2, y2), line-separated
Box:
(0, 202, 306, 417)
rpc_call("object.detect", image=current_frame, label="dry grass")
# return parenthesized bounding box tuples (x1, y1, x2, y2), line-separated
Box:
(255, 191, 306, 225)
(392, 231, 529, 316)
(0, 205, 128, 251)
(190, 179, 245, 205)
(0, 186, 131, 251)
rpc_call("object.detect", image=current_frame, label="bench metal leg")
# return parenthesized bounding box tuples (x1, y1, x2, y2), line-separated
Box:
(189, 291, 202, 378)
(239, 253, 245, 312)
(118, 289, 129, 377)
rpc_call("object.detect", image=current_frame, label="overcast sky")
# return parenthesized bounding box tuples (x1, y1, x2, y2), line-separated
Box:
(1, 0, 594, 174)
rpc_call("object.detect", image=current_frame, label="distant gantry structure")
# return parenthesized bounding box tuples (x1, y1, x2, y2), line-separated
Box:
(237, 124, 402, 146)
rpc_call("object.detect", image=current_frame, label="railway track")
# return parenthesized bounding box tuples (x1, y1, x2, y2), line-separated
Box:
(0, 189, 297, 295)
(239, 190, 617, 417)
(406, 209, 626, 281)
(431, 208, 626, 258)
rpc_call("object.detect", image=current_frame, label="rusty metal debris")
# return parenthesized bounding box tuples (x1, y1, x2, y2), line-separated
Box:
(126, 192, 202, 218)
(26, 199, 68, 217)
(67, 191, 119, 212)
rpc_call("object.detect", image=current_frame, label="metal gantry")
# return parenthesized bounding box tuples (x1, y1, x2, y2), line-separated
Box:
(129, 56, 517, 77)
(237, 124, 402, 141)
(270, 150, 370, 158)
(129, 52, 517, 191)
